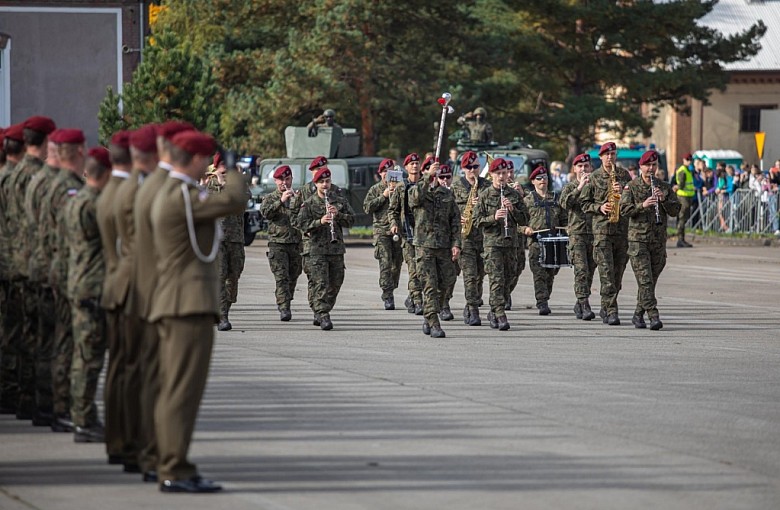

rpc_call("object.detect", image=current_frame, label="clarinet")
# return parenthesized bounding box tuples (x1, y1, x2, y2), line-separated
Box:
(324, 190, 338, 244)
(501, 183, 511, 239)
(650, 175, 663, 226)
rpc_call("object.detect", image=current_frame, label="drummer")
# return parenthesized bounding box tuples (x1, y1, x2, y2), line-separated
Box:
(521, 165, 568, 315)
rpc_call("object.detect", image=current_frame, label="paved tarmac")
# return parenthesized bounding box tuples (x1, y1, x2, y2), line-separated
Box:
(2, 240, 779, 510)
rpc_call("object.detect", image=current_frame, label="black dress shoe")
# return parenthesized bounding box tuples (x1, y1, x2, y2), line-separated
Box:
(422, 320, 431, 335)
(487, 311, 498, 329)
(320, 316, 333, 331)
(32, 410, 54, 427)
(649, 317, 664, 330)
(107, 454, 124, 465)
(74, 424, 105, 443)
(124, 462, 142, 473)
(505, 296, 512, 311)
(51, 413, 75, 432)
(143, 470, 158, 483)
(430, 325, 446, 338)
(383, 296, 395, 310)
(217, 320, 232, 331)
(160, 475, 222, 494)
(607, 313, 621, 326)
(497, 316, 510, 331)
(538, 303, 551, 316)
(312, 314, 321, 326)
(439, 307, 453, 321)
(280, 309, 292, 321)
(573, 302, 583, 319)
(414, 304, 423, 315)
(631, 314, 647, 329)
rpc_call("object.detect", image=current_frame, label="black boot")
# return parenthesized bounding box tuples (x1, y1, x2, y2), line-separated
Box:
(312, 313, 321, 326)
(51, 412, 75, 432)
(487, 311, 498, 329)
(217, 305, 232, 331)
(280, 308, 292, 322)
(505, 296, 512, 311)
(600, 308, 607, 323)
(497, 315, 510, 331)
(467, 306, 481, 326)
(631, 314, 647, 329)
(320, 314, 333, 331)
(607, 313, 621, 326)
(383, 295, 395, 310)
(462, 305, 471, 325)
(405, 296, 415, 313)
(430, 324, 446, 338)
(573, 301, 583, 319)
(538, 302, 551, 316)
(422, 319, 431, 335)
(439, 305, 454, 321)
(649, 316, 664, 330)
(414, 303, 423, 315)
(581, 299, 596, 321)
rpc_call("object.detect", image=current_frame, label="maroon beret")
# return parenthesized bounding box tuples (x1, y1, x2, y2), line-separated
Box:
(377, 158, 394, 174)
(158, 120, 196, 141)
(598, 142, 617, 155)
(682, 152, 693, 161)
(110, 130, 131, 149)
(273, 165, 292, 180)
(23, 115, 56, 135)
(529, 166, 548, 180)
(572, 153, 591, 165)
(170, 130, 216, 156)
(4, 123, 25, 142)
(88, 147, 111, 169)
(489, 157, 508, 173)
(461, 150, 478, 167)
(639, 150, 659, 166)
(213, 152, 223, 168)
(309, 155, 328, 171)
(130, 125, 159, 153)
(421, 155, 434, 171)
(55, 128, 86, 145)
(506, 159, 514, 170)
(437, 164, 453, 177)
(403, 153, 420, 166)
(313, 166, 331, 183)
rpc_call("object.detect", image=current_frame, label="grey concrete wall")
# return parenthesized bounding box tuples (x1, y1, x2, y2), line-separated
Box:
(0, 9, 120, 146)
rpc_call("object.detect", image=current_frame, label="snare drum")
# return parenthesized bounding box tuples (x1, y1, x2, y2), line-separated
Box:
(538, 235, 571, 268)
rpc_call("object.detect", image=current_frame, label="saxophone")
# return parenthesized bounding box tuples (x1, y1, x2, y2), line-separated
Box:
(461, 180, 479, 237)
(606, 163, 621, 224)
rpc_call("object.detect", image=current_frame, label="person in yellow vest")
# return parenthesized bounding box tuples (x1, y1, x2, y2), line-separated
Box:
(673, 153, 695, 248)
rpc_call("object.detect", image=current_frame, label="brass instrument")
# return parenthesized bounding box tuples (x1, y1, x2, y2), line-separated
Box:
(500, 183, 511, 239)
(606, 163, 621, 224)
(324, 190, 338, 244)
(649, 175, 663, 225)
(461, 177, 479, 237)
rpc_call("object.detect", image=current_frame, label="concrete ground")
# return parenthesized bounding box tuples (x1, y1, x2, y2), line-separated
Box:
(1, 240, 779, 510)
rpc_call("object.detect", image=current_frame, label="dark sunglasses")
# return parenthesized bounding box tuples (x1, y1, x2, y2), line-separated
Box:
(534, 175, 548, 181)
(465, 164, 479, 170)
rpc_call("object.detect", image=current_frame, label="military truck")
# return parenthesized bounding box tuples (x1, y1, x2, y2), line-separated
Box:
(254, 126, 384, 229)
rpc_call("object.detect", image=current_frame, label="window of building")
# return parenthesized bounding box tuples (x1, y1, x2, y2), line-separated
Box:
(740, 105, 777, 132)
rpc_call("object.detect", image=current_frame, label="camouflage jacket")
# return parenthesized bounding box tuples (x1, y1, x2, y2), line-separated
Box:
(259, 188, 303, 244)
(388, 178, 421, 241)
(579, 166, 631, 237)
(48, 171, 85, 291)
(65, 185, 104, 301)
(25, 164, 60, 283)
(408, 179, 461, 250)
(475, 184, 529, 248)
(559, 179, 593, 235)
(294, 181, 343, 255)
(521, 190, 568, 241)
(7, 154, 44, 277)
(206, 177, 244, 244)
(0, 161, 17, 279)
(620, 177, 681, 243)
(297, 191, 355, 256)
(451, 175, 491, 243)
(363, 180, 395, 236)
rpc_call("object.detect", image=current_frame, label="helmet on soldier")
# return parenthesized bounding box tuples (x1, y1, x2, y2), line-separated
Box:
(473, 107, 487, 117)
(323, 109, 335, 118)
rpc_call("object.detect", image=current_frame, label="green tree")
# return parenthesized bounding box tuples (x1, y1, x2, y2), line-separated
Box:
(97, 86, 123, 145)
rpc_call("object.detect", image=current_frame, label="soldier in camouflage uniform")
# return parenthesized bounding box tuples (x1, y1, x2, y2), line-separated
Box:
(206, 153, 246, 331)
(5, 116, 56, 421)
(65, 147, 111, 442)
(521, 166, 568, 315)
(259, 165, 303, 321)
(409, 163, 461, 338)
(474, 158, 529, 331)
(297, 167, 355, 330)
(0, 124, 26, 413)
(451, 150, 490, 325)
(580, 142, 632, 326)
(620, 150, 681, 330)
(456, 107, 494, 144)
(506, 160, 526, 309)
(389, 153, 425, 315)
(559, 153, 597, 321)
(363, 158, 403, 310)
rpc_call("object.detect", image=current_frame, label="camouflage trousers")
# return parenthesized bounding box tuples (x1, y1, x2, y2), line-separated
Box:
(401, 239, 423, 306)
(568, 233, 596, 300)
(373, 234, 403, 299)
(309, 254, 345, 317)
(416, 247, 457, 327)
(34, 286, 55, 413)
(593, 234, 629, 315)
(51, 290, 73, 416)
(508, 241, 526, 296)
(0, 279, 20, 409)
(484, 246, 517, 319)
(302, 253, 313, 309)
(70, 298, 107, 428)
(219, 241, 245, 314)
(528, 242, 560, 306)
(628, 240, 667, 319)
(677, 195, 692, 241)
(443, 260, 459, 308)
(458, 238, 484, 307)
(17, 280, 37, 414)
(267, 242, 302, 309)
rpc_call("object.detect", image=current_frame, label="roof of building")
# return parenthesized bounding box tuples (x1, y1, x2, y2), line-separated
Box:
(699, 0, 780, 72)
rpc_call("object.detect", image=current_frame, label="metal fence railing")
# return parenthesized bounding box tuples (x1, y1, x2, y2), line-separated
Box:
(687, 189, 779, 235)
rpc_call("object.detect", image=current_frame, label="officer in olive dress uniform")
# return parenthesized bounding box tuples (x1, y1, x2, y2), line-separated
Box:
(389, 153, 425, 315)
(132, 120, 195, 483)
(579, 142, 632, 326)
(149, 130, 247, 493)
(451, 150, 491, 326)
(6, 115, 56, 422)
(297, 167, 355, 330)
(206, 152, 246, 331)
(620, 150, 681, 330)
(409, 162, 461, 338)
(363, 158, 403, 310)
(474, 158, 529, 331)
(521, 166, 568, 315)
(65, 147, 112, 442)
(260, 165, 303, 321)
(559, 153, 597, 321)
